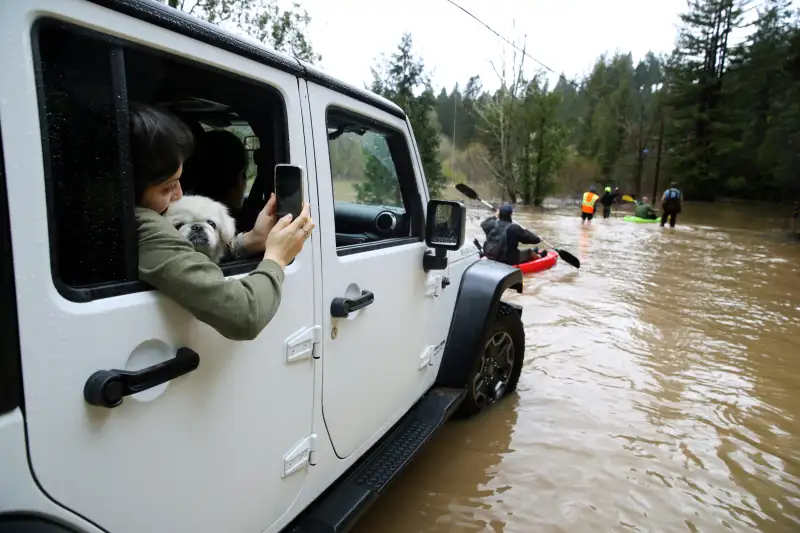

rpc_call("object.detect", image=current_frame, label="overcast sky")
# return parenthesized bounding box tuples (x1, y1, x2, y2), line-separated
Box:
(297, 0, 690, 92)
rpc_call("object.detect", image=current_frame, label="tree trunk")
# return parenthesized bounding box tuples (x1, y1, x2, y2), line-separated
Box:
(652, 115, 665, 206)
(534, 117, 546, 206)
(634, 149, 645, 198)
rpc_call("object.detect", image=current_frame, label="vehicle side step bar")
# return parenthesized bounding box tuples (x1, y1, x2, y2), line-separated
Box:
(285, 387, 465, 533)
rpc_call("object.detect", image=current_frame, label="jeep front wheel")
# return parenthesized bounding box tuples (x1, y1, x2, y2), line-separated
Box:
(456, 311, 525, 417)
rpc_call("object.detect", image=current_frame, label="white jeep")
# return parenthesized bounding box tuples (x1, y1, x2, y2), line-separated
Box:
(0, 1, 526, 532)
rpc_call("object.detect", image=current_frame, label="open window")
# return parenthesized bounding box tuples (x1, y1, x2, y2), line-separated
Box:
(325, 108, 423, 255)
(35, 21, 289, 302)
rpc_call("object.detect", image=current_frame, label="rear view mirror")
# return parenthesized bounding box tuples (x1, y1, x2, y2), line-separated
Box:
(244, 136, 260, 150)
(425, 200, 466, 251)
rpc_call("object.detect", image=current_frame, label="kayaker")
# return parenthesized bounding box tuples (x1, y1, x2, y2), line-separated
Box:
(599, 186, 615, 219)
(581, 185, 599, 225)
(661, 182, 682, 228)
(634, 196, 658, 220)
(481, 204, 543, 265)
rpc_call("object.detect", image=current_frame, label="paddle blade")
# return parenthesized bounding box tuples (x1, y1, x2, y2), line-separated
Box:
(455, 183, 480, 200)
(556, 248, 581, 269)
(622, 194, 635, 203)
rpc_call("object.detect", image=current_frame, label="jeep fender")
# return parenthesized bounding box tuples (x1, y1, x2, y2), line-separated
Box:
(435, 260, 523, 389)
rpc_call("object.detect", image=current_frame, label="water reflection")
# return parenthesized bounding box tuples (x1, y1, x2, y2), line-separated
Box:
(359, 203, 800, 533)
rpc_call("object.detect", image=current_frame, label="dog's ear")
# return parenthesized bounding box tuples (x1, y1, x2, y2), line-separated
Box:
(217, 203, 237, 247)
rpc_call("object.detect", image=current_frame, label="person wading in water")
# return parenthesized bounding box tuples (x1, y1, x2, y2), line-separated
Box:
(661, 182, 682, 228)
(599, 186, 615, 219)
(581, 185, 600, 226)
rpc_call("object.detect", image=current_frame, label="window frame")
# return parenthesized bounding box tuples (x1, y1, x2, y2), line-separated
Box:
(324, 106, 424, 257)
(32, 18, 290, 302)
(1, 117, 24, 416)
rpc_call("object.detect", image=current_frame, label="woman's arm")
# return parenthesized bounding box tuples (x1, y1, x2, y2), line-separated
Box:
(136, 207, 284, 341)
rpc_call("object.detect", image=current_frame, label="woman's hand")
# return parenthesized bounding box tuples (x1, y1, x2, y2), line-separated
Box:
(242, 193, 277, 253)
(264, 202, 315, 269)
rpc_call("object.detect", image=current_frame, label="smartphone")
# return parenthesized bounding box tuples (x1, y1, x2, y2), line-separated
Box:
(274, 164, 304, 220)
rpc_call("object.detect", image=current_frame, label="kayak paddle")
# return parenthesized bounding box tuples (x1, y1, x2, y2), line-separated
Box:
(621, 194, 635, 203)
(454, 184, 581, 269)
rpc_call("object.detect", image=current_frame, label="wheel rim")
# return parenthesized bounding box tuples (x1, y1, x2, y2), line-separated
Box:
(472, 330, 515, 408)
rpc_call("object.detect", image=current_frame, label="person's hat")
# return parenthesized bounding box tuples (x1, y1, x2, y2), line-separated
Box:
(589, 185, 597, 193)
(605, 186, 611, 193)
(499, 204, 513, 217)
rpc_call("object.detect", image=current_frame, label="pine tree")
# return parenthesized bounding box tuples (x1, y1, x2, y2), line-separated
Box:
(162, 0, 319, 62)
(369, 33, 445, 198)
(665, 0, 747, 200)
(722, 0, 797, 199)
(353, 151, 403, 206)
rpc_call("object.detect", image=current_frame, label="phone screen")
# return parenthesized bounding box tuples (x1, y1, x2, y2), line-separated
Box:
(274, 165, 304, 220)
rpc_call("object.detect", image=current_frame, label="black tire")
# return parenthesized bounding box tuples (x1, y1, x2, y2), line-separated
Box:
(455, 309, 525, 418)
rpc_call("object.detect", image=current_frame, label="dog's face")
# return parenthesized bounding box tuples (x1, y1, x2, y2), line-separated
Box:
(165, 195, 236, 264)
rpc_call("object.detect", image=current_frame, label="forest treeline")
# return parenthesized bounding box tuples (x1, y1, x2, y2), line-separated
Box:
(165, 0, 799, 204)
(430, 0, 800, 204)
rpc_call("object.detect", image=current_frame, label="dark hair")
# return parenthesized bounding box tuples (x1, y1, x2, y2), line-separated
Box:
(499, 204, 513, 221)
(129, 103, 194, 198)
(193, 130, 247, 200)
(670, 181, 678, 188)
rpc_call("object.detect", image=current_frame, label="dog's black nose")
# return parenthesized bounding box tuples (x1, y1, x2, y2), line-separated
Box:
(190, 223, 205, 232)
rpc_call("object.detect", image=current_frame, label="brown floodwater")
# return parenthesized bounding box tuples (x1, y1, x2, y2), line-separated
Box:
(354, 201, 800, 533)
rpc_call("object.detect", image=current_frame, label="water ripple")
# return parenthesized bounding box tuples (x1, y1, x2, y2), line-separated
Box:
(355, 205, 800, 533)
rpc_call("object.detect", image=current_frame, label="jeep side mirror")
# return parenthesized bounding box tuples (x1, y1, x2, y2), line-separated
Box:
(423, 200, 466, 272)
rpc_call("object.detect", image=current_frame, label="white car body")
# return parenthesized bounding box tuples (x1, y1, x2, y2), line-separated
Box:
(0, 1, 524, 532)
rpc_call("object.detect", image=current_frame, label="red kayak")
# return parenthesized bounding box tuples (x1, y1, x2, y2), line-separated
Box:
(479, 250, 559, 274)
(514, 251, 558, 274)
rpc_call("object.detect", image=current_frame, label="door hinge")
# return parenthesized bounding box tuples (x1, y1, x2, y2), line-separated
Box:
(285, 326, 322, 363)
(425, 276, 442, 298)
(419, 344, 435, 370)
(282, 434, 317, 478)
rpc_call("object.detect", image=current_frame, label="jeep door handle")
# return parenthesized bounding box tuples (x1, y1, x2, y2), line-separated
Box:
(330, 290, 374, 318)
(83, 347, 200, 408)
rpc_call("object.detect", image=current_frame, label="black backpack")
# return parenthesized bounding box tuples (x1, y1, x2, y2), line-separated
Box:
(483, 220, 509, 261)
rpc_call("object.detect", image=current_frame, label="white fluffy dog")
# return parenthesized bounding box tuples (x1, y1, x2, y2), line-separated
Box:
(166, 195, 236, 264)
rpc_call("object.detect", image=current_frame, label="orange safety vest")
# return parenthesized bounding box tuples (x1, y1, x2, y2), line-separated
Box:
(581, 192, 598, 213)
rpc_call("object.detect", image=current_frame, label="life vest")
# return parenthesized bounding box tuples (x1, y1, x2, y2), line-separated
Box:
(664, 188, 681, 201)
(581, 192, 598, 213)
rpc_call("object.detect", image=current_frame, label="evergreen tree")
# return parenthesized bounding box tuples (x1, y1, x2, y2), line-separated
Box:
(162, 0, 319, 62)
(353, 151, 403, 206)
(369, 33, 445, 198)
(664, 0, 747, 200)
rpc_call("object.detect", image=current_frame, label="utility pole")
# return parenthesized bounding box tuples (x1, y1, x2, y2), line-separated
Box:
(451, 92, 457, 174)
(651, 114, 665, 207)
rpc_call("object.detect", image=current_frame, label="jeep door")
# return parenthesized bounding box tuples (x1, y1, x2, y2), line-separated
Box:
(1, 3, 317, 532)
(306, 82, 435, 458)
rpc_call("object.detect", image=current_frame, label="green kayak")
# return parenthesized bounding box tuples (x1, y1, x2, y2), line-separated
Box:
(623, 215, 659, 224)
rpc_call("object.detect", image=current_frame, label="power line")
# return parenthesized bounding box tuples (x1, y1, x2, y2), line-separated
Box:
(442, 0, 584, 90)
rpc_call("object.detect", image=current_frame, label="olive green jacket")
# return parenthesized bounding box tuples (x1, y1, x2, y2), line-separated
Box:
(136, 207, 284, 341)
(634, 201, 657, 219)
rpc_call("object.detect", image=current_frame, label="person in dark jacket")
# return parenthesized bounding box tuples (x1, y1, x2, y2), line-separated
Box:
(661, 182, 682, 228)
(599, 186, 615, 218)
(480, 204, 543, 265)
